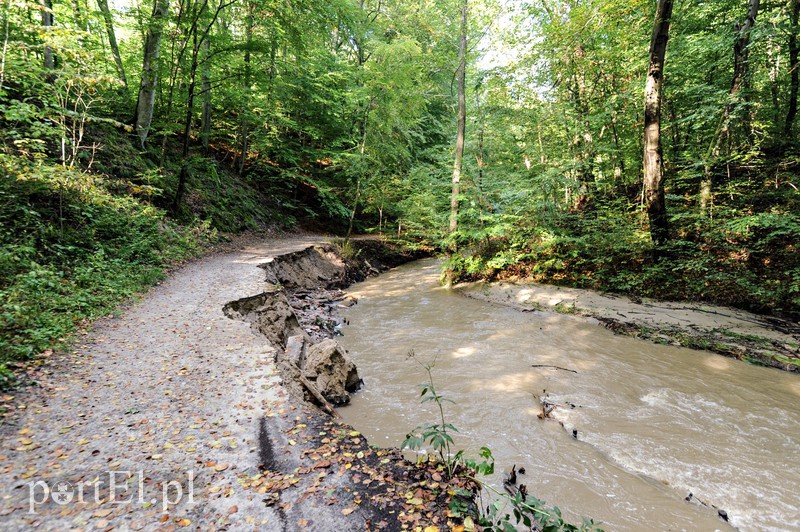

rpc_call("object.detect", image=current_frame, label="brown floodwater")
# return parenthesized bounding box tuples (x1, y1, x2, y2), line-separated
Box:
(337, 259, 800, 531)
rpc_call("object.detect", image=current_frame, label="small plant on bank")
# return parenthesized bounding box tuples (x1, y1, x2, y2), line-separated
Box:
(402, 351, 602, 531)
(402, 350, 460, 478)
(332, 238, 361, 260)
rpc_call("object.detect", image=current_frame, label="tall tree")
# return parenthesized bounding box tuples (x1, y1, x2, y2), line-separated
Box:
(700, 0, 761, 213)
(200, 36, 211, 150)
(96, 0, 127, 87)
(786, 0, 800, 136)
(643, 0, 674, 249)
(449, 0, 467, 236)
(135, 0, 169, 149)
(172, 0, 233, 211)
(39, 0, 54, 76)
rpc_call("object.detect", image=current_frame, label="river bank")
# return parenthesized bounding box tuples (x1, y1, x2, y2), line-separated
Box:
(458, 279, 800, 373)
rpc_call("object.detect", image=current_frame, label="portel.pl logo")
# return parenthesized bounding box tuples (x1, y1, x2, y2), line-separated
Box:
(28, 470, 195, 513)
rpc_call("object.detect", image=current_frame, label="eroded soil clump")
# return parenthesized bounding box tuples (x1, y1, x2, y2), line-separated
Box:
(224, 241, 426, 407)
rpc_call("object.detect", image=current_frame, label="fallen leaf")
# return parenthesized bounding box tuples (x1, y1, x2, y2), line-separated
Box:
(227, 505, 238, 514)
(177, 518, 191, 527)
(94, 509, 113, 517)
(341, 507, 356, 516)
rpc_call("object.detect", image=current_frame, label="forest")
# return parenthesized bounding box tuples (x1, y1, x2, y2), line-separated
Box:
(1, 0, 799, 384)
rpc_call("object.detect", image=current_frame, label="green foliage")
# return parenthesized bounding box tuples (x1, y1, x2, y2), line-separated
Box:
(0, 154, 213, 386)
(402, 351, 460, 478)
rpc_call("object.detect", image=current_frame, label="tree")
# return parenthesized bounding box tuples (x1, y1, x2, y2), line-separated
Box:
(39, 0, 54, 77)
(96, 0, 127, 87)
(135, 0, 170, 149)
(172, 0, 233, 212)
(643, 0, 674, 249)
(449, 0, 467, 237)
(786, 0, 800, 136)
(700, 0, 761, 213)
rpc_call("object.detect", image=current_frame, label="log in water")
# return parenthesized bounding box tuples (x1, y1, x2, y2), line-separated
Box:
(338, 259, 800, 531)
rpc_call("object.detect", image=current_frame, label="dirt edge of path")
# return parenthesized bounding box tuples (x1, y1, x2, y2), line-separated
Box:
(221, 240, 487, 531)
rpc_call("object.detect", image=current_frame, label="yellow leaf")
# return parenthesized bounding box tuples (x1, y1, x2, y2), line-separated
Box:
(177, 518, 191, 527)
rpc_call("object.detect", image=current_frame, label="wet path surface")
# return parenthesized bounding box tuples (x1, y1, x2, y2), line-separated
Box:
(339, 259, 800, 531)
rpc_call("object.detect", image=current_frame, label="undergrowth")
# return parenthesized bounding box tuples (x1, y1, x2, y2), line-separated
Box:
(0, 154, 215, 387)
(445, 200, 800, 319)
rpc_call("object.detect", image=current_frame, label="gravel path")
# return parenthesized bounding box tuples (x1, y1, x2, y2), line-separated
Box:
(0, 235, 359, 530)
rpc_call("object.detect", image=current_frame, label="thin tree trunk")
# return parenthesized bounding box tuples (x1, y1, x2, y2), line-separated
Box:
(96, 0, 127, 86)
(786, 0, 800, 136)
(71, 0, 85, 30)
(700, 0, 760, 213)
(237, 7, 253, 175)
(39, 0, 54, 77)
(135, 0, 169, 149)
(449, 0, 467, 237)
(0, 0, 10, 93)
(173, 0, 231, 211)
(173, 0, 207, 212)
(643, 0, 674, 249)
(200, 36, 211, 150)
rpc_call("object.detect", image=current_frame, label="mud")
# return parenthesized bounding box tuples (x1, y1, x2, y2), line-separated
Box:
(224, 241, 429, 409)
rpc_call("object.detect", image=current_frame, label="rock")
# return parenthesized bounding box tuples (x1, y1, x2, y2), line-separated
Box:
(303, 339, 362, 406)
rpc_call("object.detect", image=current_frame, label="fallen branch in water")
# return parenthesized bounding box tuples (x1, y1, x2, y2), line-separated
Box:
(531, 364, 578, 373)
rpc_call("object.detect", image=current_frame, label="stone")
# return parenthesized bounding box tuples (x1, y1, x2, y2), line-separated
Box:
(303, 339, 361, 406)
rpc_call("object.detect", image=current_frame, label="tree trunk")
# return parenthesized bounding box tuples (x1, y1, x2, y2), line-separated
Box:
(200, 36, 211, 151)
(449, 0, 467, 237)
(700, 0, 760, 213)
(71, 0, 85, 31)
(135, 0, 169, 149)
(172, 0, 230, 211)
(643, 0, 674, 249)
(96, 0, 127, 87)
(39, 0, 54, 76)
(172, 25, 200, 213)
(786, 0, 800, 136)
(237, 7, 253, 175)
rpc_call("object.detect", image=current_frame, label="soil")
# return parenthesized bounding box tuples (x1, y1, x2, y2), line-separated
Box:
(458, 280, 800, 372)
(0, 234, 463, 532)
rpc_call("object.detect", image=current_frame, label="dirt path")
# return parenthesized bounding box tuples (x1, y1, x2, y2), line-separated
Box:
(0, 235, 375, 531)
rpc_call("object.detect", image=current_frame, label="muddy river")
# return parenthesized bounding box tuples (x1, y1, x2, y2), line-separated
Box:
(338, 259, 800, 531)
